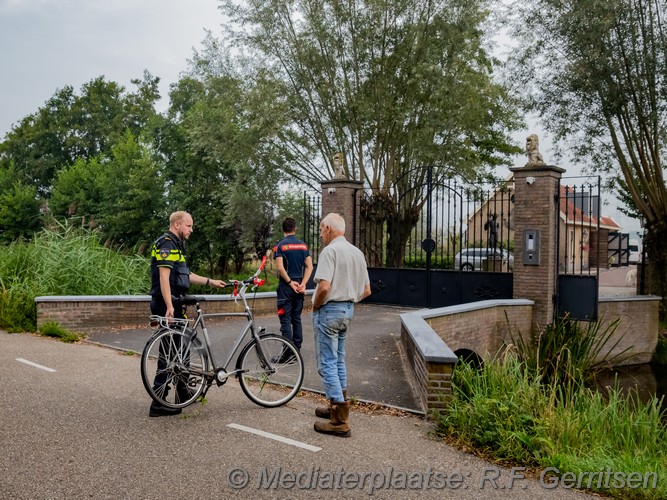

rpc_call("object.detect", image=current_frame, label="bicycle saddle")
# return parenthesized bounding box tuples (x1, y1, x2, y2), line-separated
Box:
(175, 295, 201, 306)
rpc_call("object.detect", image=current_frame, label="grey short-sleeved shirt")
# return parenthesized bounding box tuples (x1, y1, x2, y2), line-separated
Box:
(313, 236, 370, 305)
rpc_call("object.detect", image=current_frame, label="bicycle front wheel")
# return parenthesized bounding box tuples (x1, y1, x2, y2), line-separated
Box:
(237, 334, 304, 407)
(140, 328, 210, 409)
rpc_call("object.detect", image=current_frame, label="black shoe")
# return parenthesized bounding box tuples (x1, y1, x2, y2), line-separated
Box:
(149, 401, 183, 417)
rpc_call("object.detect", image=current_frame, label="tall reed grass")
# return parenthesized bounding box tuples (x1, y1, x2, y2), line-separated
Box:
(0, 223, 148, 332)
(438, 317, 667, 499)
(507, 313, 628, 389)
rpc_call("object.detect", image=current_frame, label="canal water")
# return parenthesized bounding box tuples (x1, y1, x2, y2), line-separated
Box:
(596, 267, 666, 415)
(593, 363, 667, 416)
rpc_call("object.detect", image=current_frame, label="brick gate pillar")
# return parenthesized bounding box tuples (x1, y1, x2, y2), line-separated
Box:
(320, 179, 363, 244)
(510, 164, 565, 332)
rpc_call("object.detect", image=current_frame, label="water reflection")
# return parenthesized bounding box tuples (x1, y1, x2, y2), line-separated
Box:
(593, 363, 667, 416)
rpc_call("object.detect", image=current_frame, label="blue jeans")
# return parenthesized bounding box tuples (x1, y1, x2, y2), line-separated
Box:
(312, 301, 353, 403)
(276, 281, 304, 348)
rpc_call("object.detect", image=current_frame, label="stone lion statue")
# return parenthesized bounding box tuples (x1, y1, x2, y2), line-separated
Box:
(525, 134, 546, 166)
(332, 152, 346, 179)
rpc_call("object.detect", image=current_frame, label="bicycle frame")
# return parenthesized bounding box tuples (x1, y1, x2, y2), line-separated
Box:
(143, 255, 305, 409)
(189, 299, 263, 381)
(152, 256, 271, 382)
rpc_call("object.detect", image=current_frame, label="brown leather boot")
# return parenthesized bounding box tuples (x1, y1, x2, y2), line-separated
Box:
(314, 401, 351, 437)
(315, 390, 346, 418)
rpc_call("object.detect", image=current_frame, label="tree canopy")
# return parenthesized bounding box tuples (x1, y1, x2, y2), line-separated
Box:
(211, 0, 523, 266)
(218, 0, 522, 190)
(0, 0, 526, 273)
(507, 0, 667, 315)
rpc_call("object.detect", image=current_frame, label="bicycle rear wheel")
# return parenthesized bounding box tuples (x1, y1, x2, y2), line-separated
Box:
(237, 334, 304, 407)
(140, 328, 210, 409)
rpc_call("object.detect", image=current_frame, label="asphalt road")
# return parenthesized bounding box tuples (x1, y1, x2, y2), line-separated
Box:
(0, 331, 597, 500)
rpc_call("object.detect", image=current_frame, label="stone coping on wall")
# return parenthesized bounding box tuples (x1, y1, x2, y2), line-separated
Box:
(400, 299, 535, 363)
(400, 311, 458, 364)
(34, 291, 314, 331)
(399, 299, 535, 416)
(34, 292, 283, 302)
(598, 294, 663, 303)
(417, 298, 535, 321)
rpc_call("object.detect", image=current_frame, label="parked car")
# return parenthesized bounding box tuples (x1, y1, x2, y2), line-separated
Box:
(454, 248, 514, 271)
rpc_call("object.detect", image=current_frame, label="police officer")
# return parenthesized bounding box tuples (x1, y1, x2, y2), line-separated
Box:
(148, 211, 225, 417)
(273, 217, 313, 359)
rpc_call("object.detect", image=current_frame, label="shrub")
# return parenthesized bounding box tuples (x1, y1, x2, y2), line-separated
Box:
(439, 355, 667, 499)
(438, 318, 667, 499)
(39, 321, 82, 343)
(507, 314, 628, 388)
(652, 335, 667, 365)
(0, 287, 36, 333)
(403, 256, 453, 270)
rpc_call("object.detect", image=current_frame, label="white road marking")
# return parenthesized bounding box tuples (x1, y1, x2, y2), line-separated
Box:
(227, 423, 321, 452)
(16, 358, 56, 372)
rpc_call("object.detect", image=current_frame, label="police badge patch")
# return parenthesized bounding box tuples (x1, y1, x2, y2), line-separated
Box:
(160, 249, 169, 259)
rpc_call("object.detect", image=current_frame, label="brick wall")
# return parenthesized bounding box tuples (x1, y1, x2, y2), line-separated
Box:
(399, 296, 659, 417)
(35, 293, 283, 331)
(589, 228, 609, 268)
(424, 301, 534, 360)
(595, 296, 661, 365)
(510, 165, 565, 332)
(320, 180, 363, 245)
(400, 299, 532, 417)
(400, 310, 457, 416)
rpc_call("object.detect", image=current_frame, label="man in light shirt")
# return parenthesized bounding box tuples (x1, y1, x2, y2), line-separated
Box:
(311, 213, 371, 437)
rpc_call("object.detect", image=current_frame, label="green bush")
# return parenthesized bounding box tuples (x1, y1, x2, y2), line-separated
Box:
(443, 354, 550, 463)
(403, 256, 453, 270)
(0, 288, 36, 333)
(507, 314, 627, 388)
(652, 335, 667, 365)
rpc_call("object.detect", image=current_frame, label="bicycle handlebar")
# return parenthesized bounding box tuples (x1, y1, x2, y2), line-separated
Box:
(162, 258, 267, 316)
(228, 256, 267, 297)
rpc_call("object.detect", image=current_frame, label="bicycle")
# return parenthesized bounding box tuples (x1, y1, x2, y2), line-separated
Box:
(140, 256, 304, 409)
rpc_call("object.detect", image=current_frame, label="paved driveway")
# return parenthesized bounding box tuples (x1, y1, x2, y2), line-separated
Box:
(86, 304, 423, 412)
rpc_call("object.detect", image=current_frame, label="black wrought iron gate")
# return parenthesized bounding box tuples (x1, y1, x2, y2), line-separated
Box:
(355, 168, 514, 308)
(555, 176, 601, 321)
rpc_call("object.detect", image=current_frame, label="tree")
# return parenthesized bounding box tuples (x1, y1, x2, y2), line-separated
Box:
(49, 156, 105, 222)
(214, 0, 522, 265)
(161, 68, 289, 275)
(96, 132, 165, 249)
(0, 182, 42, 243)
(508, 0, 667, 316)
(0, 72, 162, 196)
(49, 132, 165, 250)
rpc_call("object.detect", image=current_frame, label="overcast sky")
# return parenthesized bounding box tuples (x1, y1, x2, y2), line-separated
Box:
(0, 0, 639, 232)
(0, 0, 221, 137)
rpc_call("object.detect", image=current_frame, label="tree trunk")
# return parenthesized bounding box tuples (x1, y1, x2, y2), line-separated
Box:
(360, 192, 395, 267)
(360, 219, 384, 267)
(385, 207, 421, 268)
(644, 219, 667, 321)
